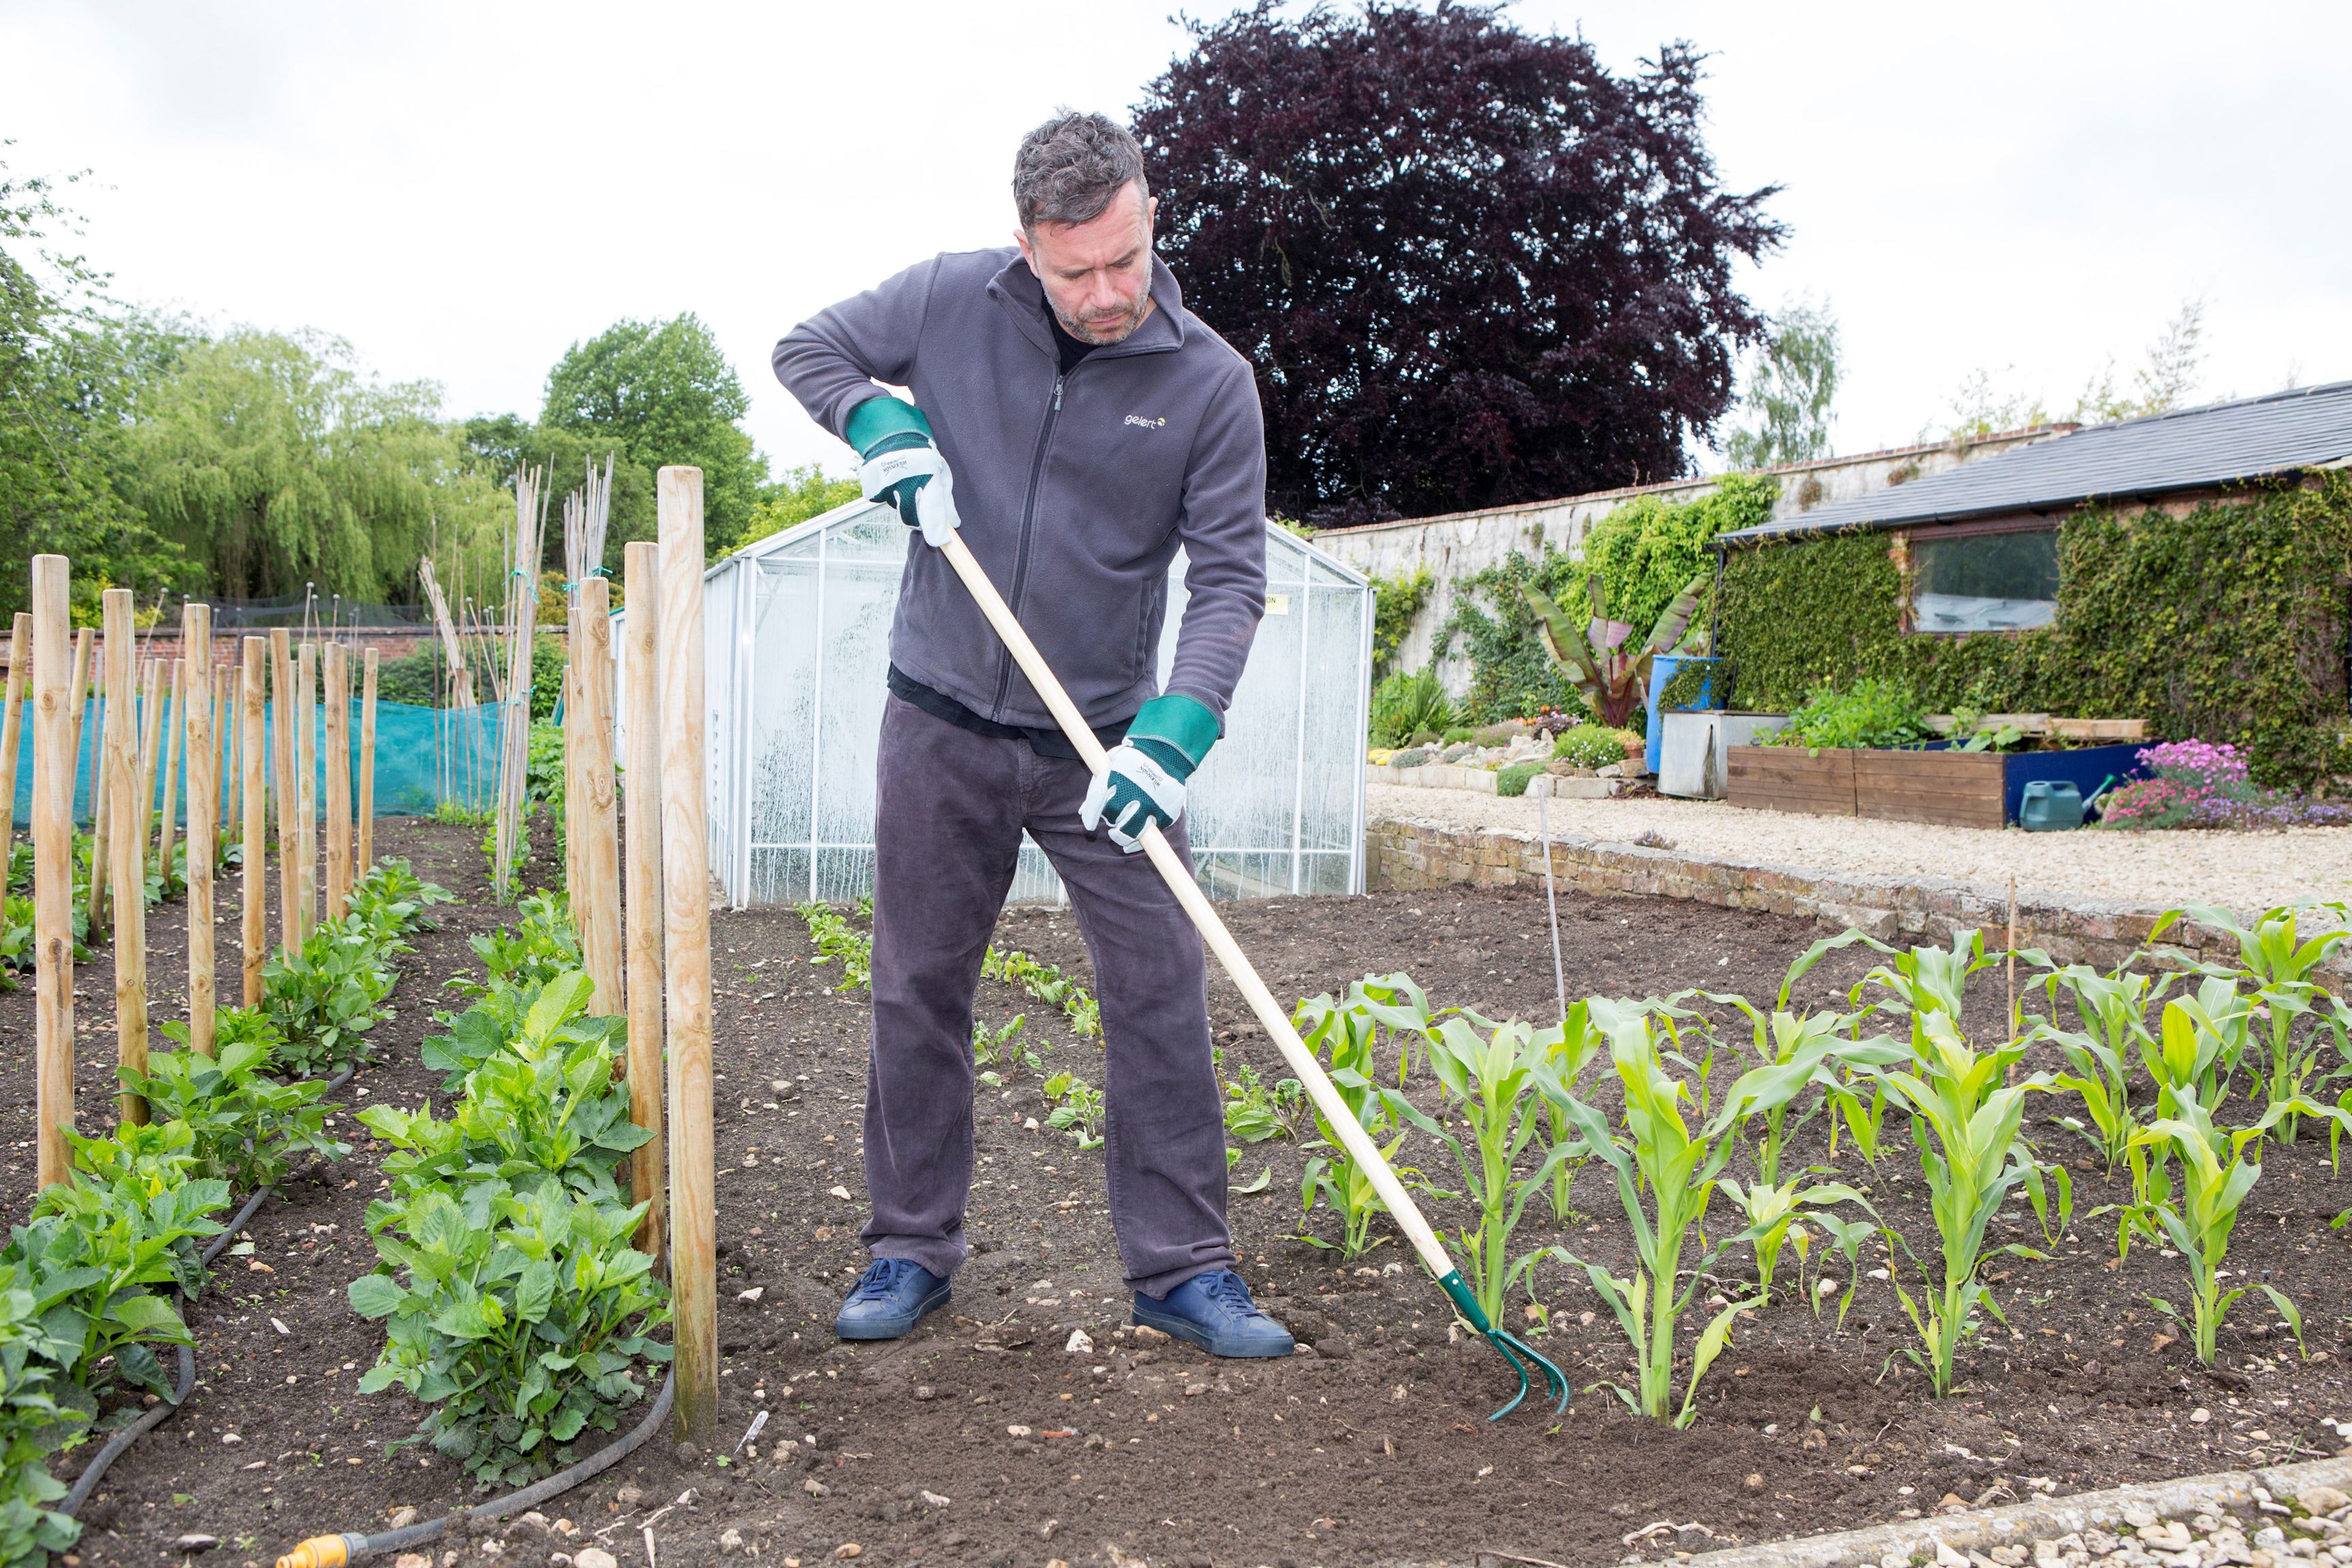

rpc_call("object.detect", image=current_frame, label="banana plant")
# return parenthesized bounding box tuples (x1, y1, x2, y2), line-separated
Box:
(1870, 1010, 2065, 1396)
(2130, 1085, 2348, 1362)
(1548, 1002, 1829, 1426)
(2187, 902, 2352, 1143)
(1522, 572, 1710, 729)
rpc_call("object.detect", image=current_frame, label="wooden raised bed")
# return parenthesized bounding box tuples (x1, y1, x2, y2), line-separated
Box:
(1726, 745, 1855, 816)
(1853, 748, 2006, 830)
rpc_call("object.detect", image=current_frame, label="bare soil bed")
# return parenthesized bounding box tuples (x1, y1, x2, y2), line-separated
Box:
(10, 820, 2351, 1568)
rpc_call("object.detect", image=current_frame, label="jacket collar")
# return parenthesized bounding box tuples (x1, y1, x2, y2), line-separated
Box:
(987, 246, 1186, 362)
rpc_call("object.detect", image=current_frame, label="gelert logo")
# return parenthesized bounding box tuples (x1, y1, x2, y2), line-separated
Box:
(1124, 414, 1166, 429)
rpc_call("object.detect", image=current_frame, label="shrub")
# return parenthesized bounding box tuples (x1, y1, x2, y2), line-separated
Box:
(1758, 679, 1933, 750)
(1553, 728, 1628, 770)
(1496, 761, 1545, 797)
(1440, 726, 1474, 745)
(2097, 736, 2352, 830)
(1370, 667, 1455, 748)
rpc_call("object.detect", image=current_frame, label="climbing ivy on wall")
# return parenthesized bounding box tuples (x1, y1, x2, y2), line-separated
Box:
(1582, 474, 1777, 640)
(1369, 565, 1435, 681)
(1714, 474, 2352, 787)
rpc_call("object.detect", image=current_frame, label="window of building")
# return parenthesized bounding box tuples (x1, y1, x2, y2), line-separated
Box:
(1909, 525, 2058, 633)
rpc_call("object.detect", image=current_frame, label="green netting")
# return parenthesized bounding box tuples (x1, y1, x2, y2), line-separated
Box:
(5, 697, 518, 825)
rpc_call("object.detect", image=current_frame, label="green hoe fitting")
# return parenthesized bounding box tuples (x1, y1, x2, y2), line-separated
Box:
(934, 531, 1570, 1422)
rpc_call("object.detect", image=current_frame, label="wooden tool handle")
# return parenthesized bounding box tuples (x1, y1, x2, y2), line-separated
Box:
(935, 532, 1455, 1281)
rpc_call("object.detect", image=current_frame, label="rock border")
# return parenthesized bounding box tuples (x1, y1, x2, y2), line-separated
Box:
(1365, 814, 2349, 979)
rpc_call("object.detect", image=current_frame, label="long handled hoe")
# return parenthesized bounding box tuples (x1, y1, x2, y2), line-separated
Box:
(936, 532, 1567, 1420)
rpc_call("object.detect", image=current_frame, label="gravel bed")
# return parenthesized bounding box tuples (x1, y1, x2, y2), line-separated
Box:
(1904, 1482, 2351, 1568)
(1367, 783, 2352, 921)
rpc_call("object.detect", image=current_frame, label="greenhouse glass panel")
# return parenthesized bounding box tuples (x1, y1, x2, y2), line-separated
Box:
(690, 500, 1370, 909)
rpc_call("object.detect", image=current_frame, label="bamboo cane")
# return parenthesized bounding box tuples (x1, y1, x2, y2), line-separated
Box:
(297, 642, 317, 939)
(271, 629, 297, 953)
(77, 630, 102, 932)
(185, 611, 216, 1055)
(359, 647, 377, 875)
(324, 643, 350, 917)
(242, 638, 268, 1004)
(157, 658, 184, 880)
(0, 612, 27, 876)
(934, 527, 1566, 1416)
(103, 592, 148, 1126)
(578, 578, 621, 1017)
(656, 468, 715, 1446)
(32, 558, 74, 1191)
(622, 540, 666, 1269)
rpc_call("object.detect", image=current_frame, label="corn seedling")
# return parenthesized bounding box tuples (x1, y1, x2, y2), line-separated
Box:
(1851, 928, 1997, 1025)
(1041, 1073, 1105, 1149)
(2187, 902, 2350, 1144)
(1871, 1011, 2065, 1396)
(2026, 956, 2180, 1171)
(1547, 1000, 1826, 1426)
(1538, 1000, 1605, 1220)
(1291, 976, 1428, 1258)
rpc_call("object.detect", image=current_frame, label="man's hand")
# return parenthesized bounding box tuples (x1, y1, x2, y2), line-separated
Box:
(847, 395, 960, 548)
(1080, 693, 1220, 853)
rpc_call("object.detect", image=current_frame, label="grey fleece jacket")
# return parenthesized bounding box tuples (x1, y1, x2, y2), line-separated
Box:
(772, 247, 1267, 732)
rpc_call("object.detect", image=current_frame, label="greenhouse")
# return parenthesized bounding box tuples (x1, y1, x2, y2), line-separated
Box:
(614, 499, 1373, 909)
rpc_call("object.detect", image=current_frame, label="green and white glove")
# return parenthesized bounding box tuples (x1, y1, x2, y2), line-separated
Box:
(847, 395, 961, 548)
(1081, 693, 1221, 853)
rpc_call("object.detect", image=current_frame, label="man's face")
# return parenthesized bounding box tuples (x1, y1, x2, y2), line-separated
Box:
(1015, 181, 1159, 346)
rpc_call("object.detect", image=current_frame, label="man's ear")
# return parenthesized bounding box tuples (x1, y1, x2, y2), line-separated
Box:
(1145, 195, 1158, 231)
(1013, 226, 1034, 271)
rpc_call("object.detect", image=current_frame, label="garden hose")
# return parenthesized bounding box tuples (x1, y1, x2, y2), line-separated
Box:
(935, 530, 1570, 1420)
(272, 1369, 675, 1568)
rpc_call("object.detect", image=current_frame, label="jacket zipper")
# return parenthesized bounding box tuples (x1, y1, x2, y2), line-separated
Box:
(987, 370, 1066, 721)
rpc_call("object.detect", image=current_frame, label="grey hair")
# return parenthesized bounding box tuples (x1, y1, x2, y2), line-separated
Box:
(1013, 110, 1148, 230)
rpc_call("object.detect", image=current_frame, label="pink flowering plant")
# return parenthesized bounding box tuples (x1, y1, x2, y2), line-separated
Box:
(2097, 738, 2352, 831)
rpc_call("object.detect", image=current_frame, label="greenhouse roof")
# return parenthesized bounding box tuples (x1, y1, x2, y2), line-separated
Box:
(1715, 378, 2352, 546)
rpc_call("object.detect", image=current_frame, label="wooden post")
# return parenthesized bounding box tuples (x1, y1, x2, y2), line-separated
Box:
(241, 638, 268, 1004)
(564, 616, 585, 909)
(622, 541, 666, 1268)
(297, 642, 317, 940)
(217, 667, 233, 854)
(577, 578, 622, 1015)
(103, 592, 147, 1126)
(78, 630, 102, 933)
(184, 610, 216, 1056)
(0, 612, 28, 875)
(657, 468, 715, 1446)
(359, 648, 378, 875)
(324, 643, 350, 917)
(270, 630, 297, 953)
(136, 658, 163, 870)
(157, 659, 184, 880)
(31, 558, 74, 1191)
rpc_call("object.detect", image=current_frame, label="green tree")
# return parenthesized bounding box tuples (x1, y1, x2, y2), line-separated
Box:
(539, 314, 766, 561)
(713, 463, 862, 558)
(1722, 296, 1840, 470)
(460, 413, 649, 578)
(121, 326, 504, 604)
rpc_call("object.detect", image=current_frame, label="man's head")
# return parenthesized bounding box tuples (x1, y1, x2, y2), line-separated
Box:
(1013, 110, 1158, 347)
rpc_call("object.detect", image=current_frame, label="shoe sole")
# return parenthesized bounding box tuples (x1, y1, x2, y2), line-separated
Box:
(834, 1283, 951, 1341)
(1130, 1301, 1294, 1358)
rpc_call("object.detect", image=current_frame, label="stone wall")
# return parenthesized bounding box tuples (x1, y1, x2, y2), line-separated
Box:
(1367, 814, 2330, 979)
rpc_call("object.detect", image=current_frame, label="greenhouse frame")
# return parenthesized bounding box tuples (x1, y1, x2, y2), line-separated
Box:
(612, 500, 1373, 911)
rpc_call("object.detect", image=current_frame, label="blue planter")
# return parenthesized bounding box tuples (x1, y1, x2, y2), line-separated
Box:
(1646, 657, 1723, 774)
(1922, 740, 2149, 824)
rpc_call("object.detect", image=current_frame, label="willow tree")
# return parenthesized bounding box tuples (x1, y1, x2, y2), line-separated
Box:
(122, 327, 503, 606)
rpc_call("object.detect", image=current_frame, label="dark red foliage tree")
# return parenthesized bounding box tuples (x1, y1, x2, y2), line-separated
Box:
(1133, 2, 1786, 526)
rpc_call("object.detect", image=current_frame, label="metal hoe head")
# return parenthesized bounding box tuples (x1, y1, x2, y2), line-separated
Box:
(1437, 1271, 1570, 1421)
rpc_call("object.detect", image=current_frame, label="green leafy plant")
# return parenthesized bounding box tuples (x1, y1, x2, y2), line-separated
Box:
(348, 858, 455, 938)
(124, 1018, 350, 1193)
(972, 1013, 1037, 1078)
(1523, 572, 1709, 729)
(350, 1181, 670, 1488)
(1369, 565, 1435, 683)
(1494, 761, 1546, 798)
(2185, 902, 2351, 1143)
(1291, 977, 1425, 1258)
(1041, 1073, 1105, 1150)
(797, 902, 873, 994)
(1370, 666, 1455, 749)
(262, 915, 403, 1077)
(0, 1284, 88, 1565)
(452, 893, 580, 1001)
(982, 947, 1101, 1041)
(1217, 1054, 1301, 1145)
(1550, 726, 1629, 770)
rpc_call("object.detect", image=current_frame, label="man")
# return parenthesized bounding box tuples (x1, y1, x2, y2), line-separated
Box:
(772, 110, 1292, 1358)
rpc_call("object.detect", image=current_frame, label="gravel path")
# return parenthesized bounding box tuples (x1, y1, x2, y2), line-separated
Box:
(1368, 782, 2352, 920)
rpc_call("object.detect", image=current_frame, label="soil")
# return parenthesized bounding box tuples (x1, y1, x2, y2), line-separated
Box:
(7, 821, 2350, 1568)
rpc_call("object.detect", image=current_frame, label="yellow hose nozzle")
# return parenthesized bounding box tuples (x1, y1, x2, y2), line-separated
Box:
(276, 1533, 361, 1568)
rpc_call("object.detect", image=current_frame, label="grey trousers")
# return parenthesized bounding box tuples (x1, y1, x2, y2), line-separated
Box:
(860, 695, 1235, 1299)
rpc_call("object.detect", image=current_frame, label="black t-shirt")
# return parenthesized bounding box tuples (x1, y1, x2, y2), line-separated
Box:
(1046, 307, 1098, 376)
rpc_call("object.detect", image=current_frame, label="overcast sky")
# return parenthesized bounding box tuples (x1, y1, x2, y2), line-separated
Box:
(7, 1, 2347, 487)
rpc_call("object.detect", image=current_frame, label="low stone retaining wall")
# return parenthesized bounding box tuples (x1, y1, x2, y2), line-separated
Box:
(1366, 814, 2337, 977)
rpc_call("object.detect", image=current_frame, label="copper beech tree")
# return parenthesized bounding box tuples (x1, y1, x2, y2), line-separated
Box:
(1135, 2, 1786, 526)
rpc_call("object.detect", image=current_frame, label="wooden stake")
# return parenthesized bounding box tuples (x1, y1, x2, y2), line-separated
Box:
(135, 659, 163, 869)
(270, 630, 297, 953)
(103, 592, 148, 1126)
(78, 630, 103, 933)
(564, 615, 585, 909)
(241, 638, 268, 1004)
(359, 647, 378, 875)
(31, 558, 74, 1191)
(297, 642, 317, 940)
(184, 610, 216, 1056)
(0, 612, 28, 875)
(577, 578, 622, 1016)
(324, 643, 350, 917)
(157, 659, 184, 879)
(657, 468, 715, 1446)
(622, 540, 666, 1269)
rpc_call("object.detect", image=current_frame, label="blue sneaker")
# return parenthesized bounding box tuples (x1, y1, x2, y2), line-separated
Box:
(834, 1259, 951, 1341)
(1133, 1270, 1295, 1358)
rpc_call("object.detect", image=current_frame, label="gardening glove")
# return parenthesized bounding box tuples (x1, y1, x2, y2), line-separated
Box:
(847, 395, 961, 548)
(1081, 692, 1220, 853)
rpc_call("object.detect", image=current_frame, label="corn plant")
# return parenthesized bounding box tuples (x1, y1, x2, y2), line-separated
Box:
(1042, 1073, 1106, 1149)
(2188, 902, 2351, 1143)
(1537, 1001, 1606, 1220)
(1547, 1002, 1829, 1426)
(1851, 928, 1997, 1025)
(1292, 975, 1428, 1258)
(1870, 1011, 2065, 1396)
(2129, 1085, 2346, 1362)
(2026, 957, 2181, 1171)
